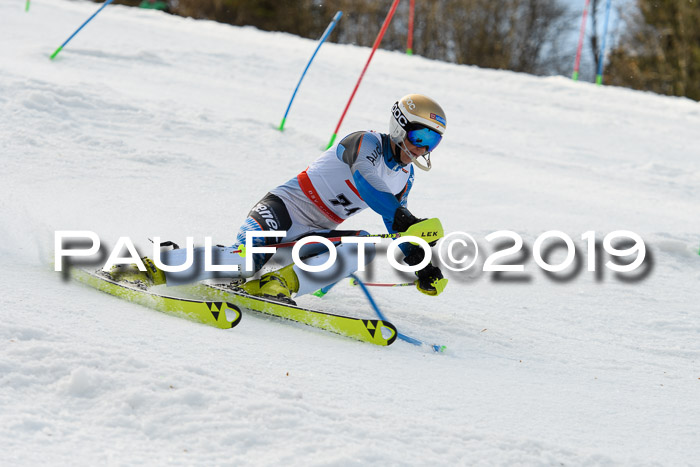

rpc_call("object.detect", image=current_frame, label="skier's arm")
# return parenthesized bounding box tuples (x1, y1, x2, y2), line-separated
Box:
(377, 179, 414, 256)
(351, 167, 400, 220)
(398, 177, 447, 296)
(340, 133, 447, 296)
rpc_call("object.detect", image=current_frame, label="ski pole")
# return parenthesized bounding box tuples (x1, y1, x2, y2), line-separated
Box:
(279, 11, 342, 131)
(350, 278, 415, 288)
(249, 232, 401, 251)
(314, 278, 414, 298)
(237, 218, 444, 252)
(50, 0, 115, 60)
(350, 274, 445, 353)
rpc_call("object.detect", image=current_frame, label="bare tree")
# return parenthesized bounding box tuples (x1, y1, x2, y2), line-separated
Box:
(114, 0, 575, 77)
(606, 0, 700, 100)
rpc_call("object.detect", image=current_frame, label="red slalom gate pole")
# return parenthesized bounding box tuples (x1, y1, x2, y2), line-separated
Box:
(572, 0, 591, 80)
(326, 0, 401, 149)
(406, 0, 414, 55)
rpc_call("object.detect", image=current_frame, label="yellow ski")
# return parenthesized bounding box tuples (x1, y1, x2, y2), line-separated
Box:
(70, 268, 241, 329)
(190, 283, 398, 346)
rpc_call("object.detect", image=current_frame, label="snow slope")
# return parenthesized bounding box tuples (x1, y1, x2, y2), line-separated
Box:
(1, 0, 699, 464)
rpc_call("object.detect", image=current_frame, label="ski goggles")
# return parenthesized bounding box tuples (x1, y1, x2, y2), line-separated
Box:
(406, 125, 443, 152)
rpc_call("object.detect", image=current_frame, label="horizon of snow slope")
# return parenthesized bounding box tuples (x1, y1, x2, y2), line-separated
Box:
(1, 0, 699, 465)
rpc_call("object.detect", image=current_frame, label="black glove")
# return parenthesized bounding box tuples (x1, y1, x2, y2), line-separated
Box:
(404, 247, 448, 296)
(392, 207, 422, 233)
(395, 207, 441, 247)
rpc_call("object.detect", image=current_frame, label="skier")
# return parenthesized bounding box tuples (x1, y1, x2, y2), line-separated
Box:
(136, 94, 448, 302)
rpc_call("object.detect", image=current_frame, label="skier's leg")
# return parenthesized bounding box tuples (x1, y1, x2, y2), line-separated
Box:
(294, 236, 376, 296)
(244, 231, 376, 300)
(159, 193, 293, 286)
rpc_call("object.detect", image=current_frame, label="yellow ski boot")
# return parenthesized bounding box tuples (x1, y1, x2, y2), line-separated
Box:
(109, 257, 166, 288)
(241, 264, 299, 303)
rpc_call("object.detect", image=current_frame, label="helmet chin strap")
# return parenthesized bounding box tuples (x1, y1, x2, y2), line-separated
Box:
(399, 141, 432, 171)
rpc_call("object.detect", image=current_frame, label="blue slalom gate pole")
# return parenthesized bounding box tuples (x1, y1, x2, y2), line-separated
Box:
(350, 274, 445, 352)
(50, 0, 115, 60)
(595, 0, 613, 85)
(278, 11, 342, 131)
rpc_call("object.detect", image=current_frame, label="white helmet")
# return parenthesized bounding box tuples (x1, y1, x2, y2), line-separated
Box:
(389, 94, 446, 171)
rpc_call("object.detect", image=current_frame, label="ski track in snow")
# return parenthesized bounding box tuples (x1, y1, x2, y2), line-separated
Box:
(1, 0, 699, 465)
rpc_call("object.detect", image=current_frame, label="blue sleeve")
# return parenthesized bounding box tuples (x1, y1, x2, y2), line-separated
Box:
(355, 168, 417, 258)
(384, 168, 416, 256)
(352, 171, 401, 220)
(383, 166, 414, 230)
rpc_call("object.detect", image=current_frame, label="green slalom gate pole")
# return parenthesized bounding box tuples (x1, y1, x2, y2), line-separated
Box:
(50, 0, 115, 60)
(279, 11, 342, 132)
(25, 0, 30, 12)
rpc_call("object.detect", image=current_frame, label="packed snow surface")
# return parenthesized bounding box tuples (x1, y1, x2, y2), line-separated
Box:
(1, 0, 699, 464)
